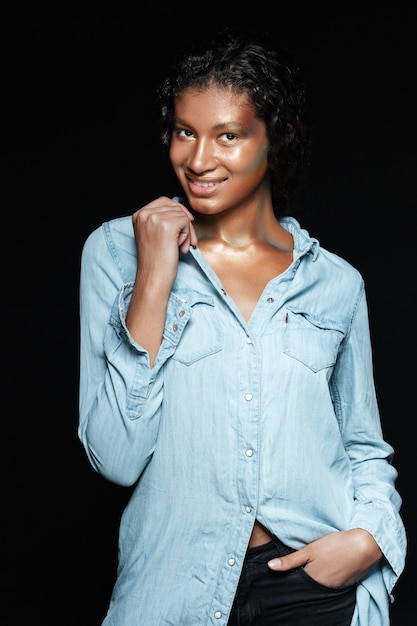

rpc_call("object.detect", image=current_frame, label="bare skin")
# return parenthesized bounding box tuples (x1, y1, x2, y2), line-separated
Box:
(126, 85, 382, 587)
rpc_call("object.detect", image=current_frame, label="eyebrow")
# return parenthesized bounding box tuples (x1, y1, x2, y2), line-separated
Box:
(173, 118, 247, 132)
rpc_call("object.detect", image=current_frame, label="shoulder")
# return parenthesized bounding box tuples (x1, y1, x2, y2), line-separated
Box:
(283, 216, 363, 284)
(82, 215, 134, 255)
(317, 246, 363, 282)
(81, 215, 137, 282)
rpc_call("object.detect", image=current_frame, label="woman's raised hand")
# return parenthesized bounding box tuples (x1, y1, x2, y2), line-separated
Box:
(132, 196, 198, 287)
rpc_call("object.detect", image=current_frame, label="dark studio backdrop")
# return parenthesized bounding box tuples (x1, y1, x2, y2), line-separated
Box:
(3, 6, 415, 625)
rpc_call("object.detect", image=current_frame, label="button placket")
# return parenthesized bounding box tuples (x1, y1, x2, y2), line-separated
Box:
(173, 307, 187, 332)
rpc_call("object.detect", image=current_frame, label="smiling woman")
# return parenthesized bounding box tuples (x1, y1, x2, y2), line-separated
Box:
(169, 89, 270, 213)
(168, 86, 294, 323)
(77, 26, 406, 626)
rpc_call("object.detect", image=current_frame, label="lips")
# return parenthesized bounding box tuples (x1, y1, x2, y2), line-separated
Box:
(186, 176, 227, 197)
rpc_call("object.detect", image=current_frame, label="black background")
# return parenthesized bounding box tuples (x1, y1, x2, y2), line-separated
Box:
(3, 6, 415, 625)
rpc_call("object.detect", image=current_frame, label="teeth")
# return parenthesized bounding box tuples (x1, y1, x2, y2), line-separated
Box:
(194, 181, 216, 187)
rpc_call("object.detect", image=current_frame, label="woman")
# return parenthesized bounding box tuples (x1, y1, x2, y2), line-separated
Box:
(78, 27, 406, 625)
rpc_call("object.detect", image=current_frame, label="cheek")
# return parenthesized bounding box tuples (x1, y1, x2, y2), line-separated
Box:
(169, 142, 183, 168)
(252, 150, 269, 173)
(240, 146, 269, 177)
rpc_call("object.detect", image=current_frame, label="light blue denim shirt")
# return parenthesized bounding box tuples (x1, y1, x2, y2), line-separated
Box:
(78, 209, 406, 626)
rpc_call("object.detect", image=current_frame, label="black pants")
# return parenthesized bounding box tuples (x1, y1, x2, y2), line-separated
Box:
(227, 538, 356, 626)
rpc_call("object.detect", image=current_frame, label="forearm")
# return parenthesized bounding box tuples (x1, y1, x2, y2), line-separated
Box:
(126, 197, 197, 366)
(126, 278, 170, 367)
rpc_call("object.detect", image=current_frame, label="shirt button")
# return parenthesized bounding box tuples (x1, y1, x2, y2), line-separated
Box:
(172, 324, 178, 332)
(245, 393, 253, 401)
(178, 310, 185, 317)
(214, 611, 222, 619)
(228, 558, 235, 566)
(245, 506, 252, 513)
(267, 297, 274, 303)
(246, 337, 252, 344)
(245, 449, 254, 457)
(221, 288, 227, 295)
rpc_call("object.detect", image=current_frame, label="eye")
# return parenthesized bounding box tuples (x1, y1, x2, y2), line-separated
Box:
(219, 132, 238, 142)
(175, 128, 195, 139)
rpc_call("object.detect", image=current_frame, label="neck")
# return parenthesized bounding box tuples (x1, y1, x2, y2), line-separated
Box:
(194, 198, 292, 251)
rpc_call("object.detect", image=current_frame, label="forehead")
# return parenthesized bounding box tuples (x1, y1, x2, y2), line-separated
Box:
(174, 86, 255, 121)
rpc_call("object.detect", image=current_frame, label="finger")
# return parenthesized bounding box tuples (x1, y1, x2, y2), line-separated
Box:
(178, 222, 197, 253)
(150, 197, 195, 222)
(133, 198, 192, 222)
(268, 550, 307, 571)
(189, 222, 198, 248)
(178, 227, 191, 252)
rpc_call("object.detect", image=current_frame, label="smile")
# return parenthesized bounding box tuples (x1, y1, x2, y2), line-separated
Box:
(185, 177, 227, 197)
(186, 175, 227, 186)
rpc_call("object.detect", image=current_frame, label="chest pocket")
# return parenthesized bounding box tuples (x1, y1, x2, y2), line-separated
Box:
(171, 295, 224, 365)
(283, 307, 345, 372)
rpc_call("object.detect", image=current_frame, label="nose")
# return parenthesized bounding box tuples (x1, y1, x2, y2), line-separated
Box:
(187, 137, 217, 173)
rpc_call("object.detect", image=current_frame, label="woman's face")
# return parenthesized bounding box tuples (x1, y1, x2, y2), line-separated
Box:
(169, 86, 270, 216)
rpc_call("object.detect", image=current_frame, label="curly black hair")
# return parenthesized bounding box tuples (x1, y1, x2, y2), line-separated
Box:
(158, 27, 312, 217)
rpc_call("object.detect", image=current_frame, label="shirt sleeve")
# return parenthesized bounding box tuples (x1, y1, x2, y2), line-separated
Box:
(331, 287, 407, 595)
(78, 224, 191, 486)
